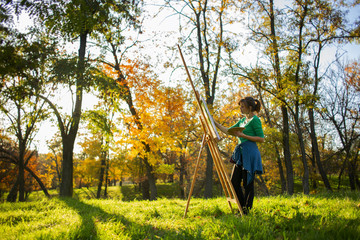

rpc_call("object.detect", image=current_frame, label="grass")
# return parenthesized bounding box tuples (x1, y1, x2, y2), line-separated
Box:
(1, 187, 359, 240)
(24, 183, 188, 202)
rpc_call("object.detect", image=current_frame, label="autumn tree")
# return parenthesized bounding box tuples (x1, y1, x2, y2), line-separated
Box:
(88, 3, 161, 199)
(104, 59, 166, 200)
(45, 134, 63, 188)
(111, 148, 131, 187)
(0, 135, 18, 200)
(150, 85, 198, 198)
(0, 134, 50, 201)
(77, 133, 103, 189)
(345, 61, 360, 92)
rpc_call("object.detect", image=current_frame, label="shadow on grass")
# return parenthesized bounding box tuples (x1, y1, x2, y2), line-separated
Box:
(119, 182, 226, 202)
(119, 185, 142, 201)
(59, 197, 205, 239)
(120, 183, 184, 201)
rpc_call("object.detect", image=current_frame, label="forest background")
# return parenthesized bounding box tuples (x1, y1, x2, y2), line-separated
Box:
(0, 0, 360, 203)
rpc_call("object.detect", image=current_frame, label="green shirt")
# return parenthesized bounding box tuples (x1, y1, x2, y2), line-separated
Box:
(229, 115, 264, 143)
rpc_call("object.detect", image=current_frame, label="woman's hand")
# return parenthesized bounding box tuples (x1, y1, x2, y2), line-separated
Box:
(234, 131, 245, 138)
(214, 120, 229, 135)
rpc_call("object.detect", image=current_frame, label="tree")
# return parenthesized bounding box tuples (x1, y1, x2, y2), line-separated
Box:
(228, 0, 359, 194)
(345, 61, 360, 92)
(280, 0, 358, 193)
(0, 135, 19, 200)
(103, 58, 165, 200)
(320, 60, 360, 190)
(84, 105, 115, 199)
(151, 85, 198, 198)
(46, 134, 63, 188)
(77, 133, 103, 189)
(0, 15, 55, 200)
(0, 134, 50, 201)
(166, 0, 234, 198)
(228, 0, 295, 194)
(30, 0, 141, 197)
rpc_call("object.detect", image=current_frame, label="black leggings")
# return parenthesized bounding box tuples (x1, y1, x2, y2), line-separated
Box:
(231, 165, 254, 212)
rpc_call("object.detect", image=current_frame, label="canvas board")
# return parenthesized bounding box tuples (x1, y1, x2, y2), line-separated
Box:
(227, 127, 245, 136)
(199, 95, 221, 141)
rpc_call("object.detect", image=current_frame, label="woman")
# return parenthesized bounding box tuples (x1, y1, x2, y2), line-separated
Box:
(214, 96, 264, 214)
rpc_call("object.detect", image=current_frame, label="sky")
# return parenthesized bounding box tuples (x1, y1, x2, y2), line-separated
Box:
(10, 0, 360, 154)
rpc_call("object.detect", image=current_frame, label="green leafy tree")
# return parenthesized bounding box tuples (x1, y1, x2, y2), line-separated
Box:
(84, 105, 115, 199)
(165, 0, 235, 198)
(228, 0, 295, 194)
(28, 0, 141, 197)
(228, 0, 359, 194)
(0, 19, 55, 201)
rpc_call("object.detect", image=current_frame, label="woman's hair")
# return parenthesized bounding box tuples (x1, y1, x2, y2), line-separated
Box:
(239, 97, 261, 112)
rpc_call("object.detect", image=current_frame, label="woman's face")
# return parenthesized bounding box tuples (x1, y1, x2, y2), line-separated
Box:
(240, 102, 251, 114)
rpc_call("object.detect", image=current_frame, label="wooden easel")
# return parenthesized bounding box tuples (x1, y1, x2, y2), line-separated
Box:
(178, 45, 244, 217)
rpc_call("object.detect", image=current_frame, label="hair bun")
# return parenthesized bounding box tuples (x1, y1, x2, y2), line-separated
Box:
(240, 97, 261, 112)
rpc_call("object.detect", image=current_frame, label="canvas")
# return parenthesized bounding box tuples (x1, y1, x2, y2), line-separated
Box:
(199, 94, 221, 141)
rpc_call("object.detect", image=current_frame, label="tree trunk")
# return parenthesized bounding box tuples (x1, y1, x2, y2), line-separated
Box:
(275, 148, 287, 193)
(60, 32, 87, 197)
(349, 143, 359, 190)
(353, 147, 360, 190)
(115, 68, 157, 200)
(179, 153, 186, 199)
(18, 146, 25, 202)
(96, 150, 106, 199)
(25, 165, 50, 198)
(308, 108, 332, 191)
(168, 173, 174, 183)
(258, 86, 286, 193)
(104, 152, 109, 198)
(348, 158, 356, 191)
(6, 176, 19, 202)
(204, 146, 213, 198)
(309, 154, 317, 189)
(342, 145, 356, 190)
(356, 176, 360, 190)
(337, 157, 347, 190)
(291, 0, 309, 195)
(268, 0, 293, 195)
(299, 138, 310, 194)
(255, 175, 270, 196)
(142, 178, 150, 200)
(60, 138, 75, 197)
(294, 116, 310, 194)
(144, 158, 157, 200)
(281, 106, 294, 195)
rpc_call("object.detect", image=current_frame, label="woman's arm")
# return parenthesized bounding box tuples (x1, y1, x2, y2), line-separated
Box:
(235, 132, 265, 143)
(214, 120, 229, 135)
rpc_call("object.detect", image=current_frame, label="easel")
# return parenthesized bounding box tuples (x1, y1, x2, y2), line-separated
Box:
(178, 45, 244, 217)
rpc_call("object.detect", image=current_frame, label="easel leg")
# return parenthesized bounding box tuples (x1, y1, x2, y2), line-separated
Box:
(184, 134, 207, 218)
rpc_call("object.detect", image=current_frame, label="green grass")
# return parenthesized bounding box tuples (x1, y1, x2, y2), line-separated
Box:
(1, 190, 359, 240)
(24, 183, 187, 202)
